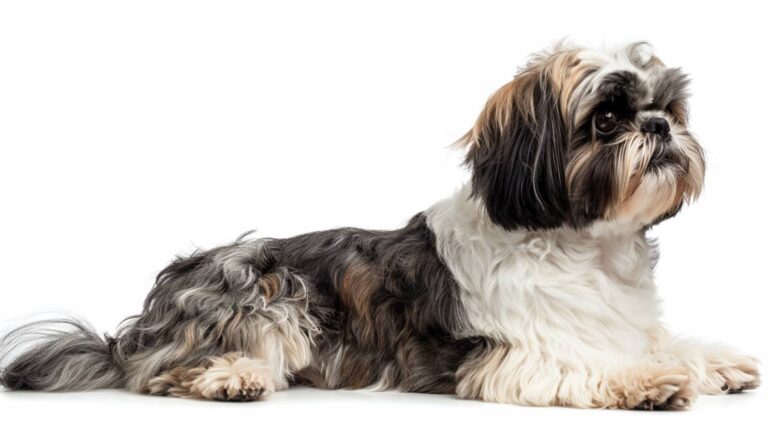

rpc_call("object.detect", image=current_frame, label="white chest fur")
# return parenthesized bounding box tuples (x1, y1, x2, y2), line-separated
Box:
(426, 186, 662, 362)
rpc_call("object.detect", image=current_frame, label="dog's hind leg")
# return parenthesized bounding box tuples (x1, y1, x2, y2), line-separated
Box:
(146, 353, 275, 401)
(115, 239, 319, 401)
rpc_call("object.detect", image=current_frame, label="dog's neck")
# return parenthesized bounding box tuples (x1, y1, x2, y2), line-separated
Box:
(425, 183, 656, 287)
(426, 183, 648, 243)
(425, 183, 661, 345)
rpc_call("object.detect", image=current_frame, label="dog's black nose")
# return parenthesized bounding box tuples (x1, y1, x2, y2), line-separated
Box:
(641, 117, 670, 139)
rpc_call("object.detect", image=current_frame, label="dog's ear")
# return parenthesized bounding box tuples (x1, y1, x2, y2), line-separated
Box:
(461, 62, 570, 230)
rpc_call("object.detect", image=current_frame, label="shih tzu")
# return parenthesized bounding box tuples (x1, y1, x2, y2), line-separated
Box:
(0, 42, 760, 410)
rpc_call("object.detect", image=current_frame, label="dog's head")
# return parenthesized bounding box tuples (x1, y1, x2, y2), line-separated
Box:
(461, 42, 705, 231)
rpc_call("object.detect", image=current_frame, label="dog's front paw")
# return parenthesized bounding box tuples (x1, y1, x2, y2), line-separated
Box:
(700, 354, 760, 394)
(633, 372, 697, 410)
(608, 365, 697, 410)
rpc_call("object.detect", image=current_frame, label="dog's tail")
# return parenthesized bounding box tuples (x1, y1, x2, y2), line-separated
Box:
(0, 318, 124, 391)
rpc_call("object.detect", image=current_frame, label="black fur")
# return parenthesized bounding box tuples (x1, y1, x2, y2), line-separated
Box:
(465, 77, 570, 230)
(276, 213, 484, 392)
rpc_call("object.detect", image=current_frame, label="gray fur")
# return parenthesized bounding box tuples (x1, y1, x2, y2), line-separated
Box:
(0, 319, 123, 391)
(0, 214, 481, 395)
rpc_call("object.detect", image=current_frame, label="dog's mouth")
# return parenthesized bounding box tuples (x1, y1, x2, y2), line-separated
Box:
(645, 139, 686, 171)
(648, 149, 676, 168)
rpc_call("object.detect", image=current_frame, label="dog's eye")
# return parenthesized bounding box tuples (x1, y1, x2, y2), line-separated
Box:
(595, 112, 619, 135)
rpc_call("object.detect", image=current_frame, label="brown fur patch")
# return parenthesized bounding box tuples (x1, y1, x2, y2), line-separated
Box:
(338, 260, 380, 344)
(258, 273, 282, 302)
(455, 46, 590, 149)
(145, 365, 205, 398)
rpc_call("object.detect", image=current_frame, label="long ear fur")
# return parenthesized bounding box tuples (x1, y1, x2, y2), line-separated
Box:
(460, 59, 570, 230)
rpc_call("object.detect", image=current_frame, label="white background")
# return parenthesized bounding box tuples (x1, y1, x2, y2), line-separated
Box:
(1, 1, 766, 430)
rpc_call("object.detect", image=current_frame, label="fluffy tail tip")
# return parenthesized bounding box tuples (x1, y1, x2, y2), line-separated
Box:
(0, 318, 123, 391)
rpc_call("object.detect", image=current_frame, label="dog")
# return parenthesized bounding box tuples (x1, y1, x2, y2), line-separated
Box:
(0, 42, 760, 409)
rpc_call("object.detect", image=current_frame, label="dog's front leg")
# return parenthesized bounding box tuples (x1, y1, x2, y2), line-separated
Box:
(649, 327, 761, 395)
(456, 342, 697, 410)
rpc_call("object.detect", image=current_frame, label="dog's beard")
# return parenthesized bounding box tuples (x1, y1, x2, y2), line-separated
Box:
(604, 128, 704, 224)
(566, 125, 704, 227)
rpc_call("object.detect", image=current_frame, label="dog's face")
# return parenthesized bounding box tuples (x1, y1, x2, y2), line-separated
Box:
(462, 42, 705, 230)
